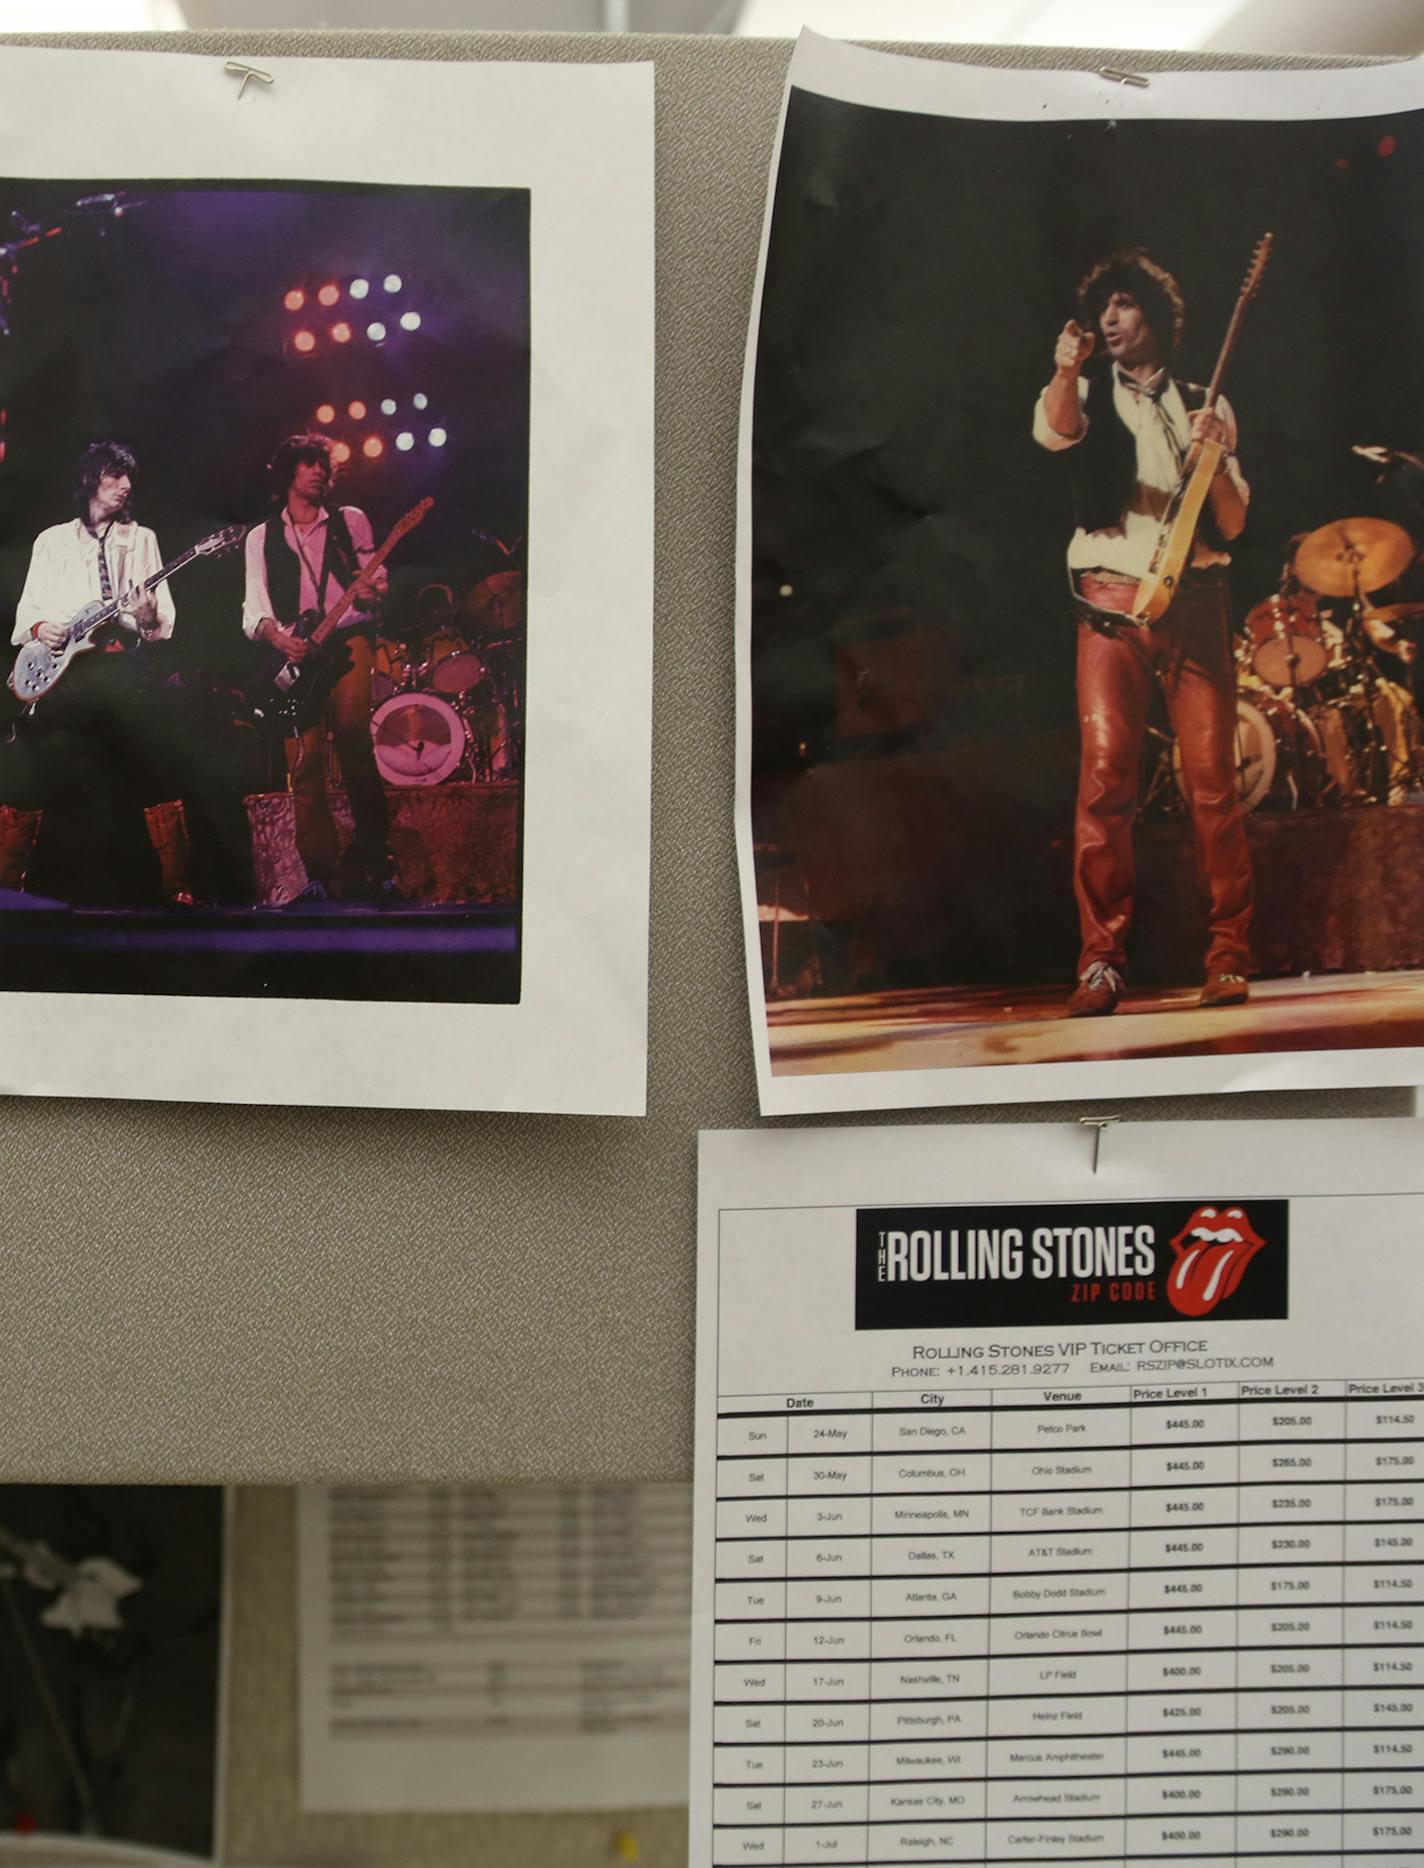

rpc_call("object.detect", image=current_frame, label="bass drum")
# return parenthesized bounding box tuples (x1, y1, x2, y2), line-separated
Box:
(1174, 693, 1323, 813)
(370, 692, 467, 787)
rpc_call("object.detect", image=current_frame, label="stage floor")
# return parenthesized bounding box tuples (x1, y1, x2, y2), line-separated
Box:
(0, 900, 520, 1002)
(767, 969, 1424, 1076)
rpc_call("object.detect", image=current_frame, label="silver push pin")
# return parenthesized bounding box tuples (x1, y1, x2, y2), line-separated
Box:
(1099, 65, 1151, 88)
(224, 59, 275, 101)
(1080, 1114, 1122, 1174)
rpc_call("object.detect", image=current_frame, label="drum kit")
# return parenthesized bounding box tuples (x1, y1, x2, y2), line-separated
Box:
(369, 574, 522, 788)
(1150, 517, 1424, 816)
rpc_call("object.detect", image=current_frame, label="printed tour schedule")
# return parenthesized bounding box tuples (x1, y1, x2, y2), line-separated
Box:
(692, 1119, 1424, 1868)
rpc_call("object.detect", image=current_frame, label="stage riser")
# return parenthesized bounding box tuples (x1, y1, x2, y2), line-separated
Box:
(248, 782, 519, 906)
(758, 753, 1424, 988)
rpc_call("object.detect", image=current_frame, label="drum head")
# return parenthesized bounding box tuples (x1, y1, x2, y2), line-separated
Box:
(431, 650, 486, 696)
(370, 692, 466, 787)
(1248, 594, 1329, 688)
(1174, 694, 1326, 814)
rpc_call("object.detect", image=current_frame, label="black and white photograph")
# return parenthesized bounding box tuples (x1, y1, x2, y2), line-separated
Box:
(0, 47, 653, 1113)
(741, 36, 1424, 1110)
(0, 1485, 225, 1857)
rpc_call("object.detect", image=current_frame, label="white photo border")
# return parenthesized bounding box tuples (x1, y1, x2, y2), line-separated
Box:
(0, 45, 653, 1115)
(736, 32, 1424, 1116)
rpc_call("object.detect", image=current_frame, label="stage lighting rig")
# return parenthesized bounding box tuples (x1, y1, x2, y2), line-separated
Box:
(0, 189, 147, 342)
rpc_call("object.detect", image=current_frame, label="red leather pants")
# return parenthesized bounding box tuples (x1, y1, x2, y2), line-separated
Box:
(1074, 575, 1253, 978)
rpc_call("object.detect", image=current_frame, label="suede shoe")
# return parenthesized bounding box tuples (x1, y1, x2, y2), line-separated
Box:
(1200, 970, 1250, 1008)
(1065, 962, 1124, 1018)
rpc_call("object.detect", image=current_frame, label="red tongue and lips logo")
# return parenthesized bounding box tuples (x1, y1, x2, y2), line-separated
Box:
(1168, 1205, 1266, 1318)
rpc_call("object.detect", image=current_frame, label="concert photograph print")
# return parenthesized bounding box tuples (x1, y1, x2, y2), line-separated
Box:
(0, 49, 653, 1114)
(0, 1484, 226, 1859)
(740, 33, 1424, 1113)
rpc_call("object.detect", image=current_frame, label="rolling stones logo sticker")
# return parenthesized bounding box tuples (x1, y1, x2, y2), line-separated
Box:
(1167, 1205, 1267, 1318)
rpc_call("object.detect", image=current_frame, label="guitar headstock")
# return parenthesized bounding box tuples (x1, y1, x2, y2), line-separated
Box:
(198, 524, 248, 557)
(392, 497, 435, 543)
(1242, 232, 1273, 301)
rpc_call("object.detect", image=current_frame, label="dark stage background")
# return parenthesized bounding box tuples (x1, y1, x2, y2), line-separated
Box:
(751, 93, 1424, 992)
(0, 179, 529, 678)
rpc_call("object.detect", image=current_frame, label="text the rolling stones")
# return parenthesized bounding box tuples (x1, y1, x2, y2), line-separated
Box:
(854, 1199, 1288, 1330)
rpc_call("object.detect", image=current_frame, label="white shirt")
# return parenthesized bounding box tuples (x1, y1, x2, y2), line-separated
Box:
(13, 518, 176, 646)
(1032, 367, 1249, 578)
(241, 504, 384, 639)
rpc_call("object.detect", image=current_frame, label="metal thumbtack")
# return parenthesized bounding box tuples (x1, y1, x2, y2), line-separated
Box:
(1081, 1115, 1122, 1175)
(224, 59, 275, 101)
(1099, 65, 1151, 88)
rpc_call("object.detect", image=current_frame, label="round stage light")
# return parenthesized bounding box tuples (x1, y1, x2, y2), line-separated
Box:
(331, 322, 352, 344)
(428, 428, 447, 448)
(317, 282, 340, 307)
(380, 398, 397, 416)
(332, 441, 352, 464)
(383, 273, 403, 293)
(396, 432, 415, 452)
(412, 392, 429, 411)
(399, 311, 422, 332)
(283, 288, 306, 312)
(348, 400, 367, 420)
(293, 330, 316, 353)
(366, 321, 387, 343)
(363, 436, 384, 459)
(315, 404, 336, 425)
(349, 278, 370, 299)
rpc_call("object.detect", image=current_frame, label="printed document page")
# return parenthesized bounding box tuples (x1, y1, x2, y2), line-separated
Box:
(693, 1117, 1424, 1868)
(300, 1484, 690, 1812)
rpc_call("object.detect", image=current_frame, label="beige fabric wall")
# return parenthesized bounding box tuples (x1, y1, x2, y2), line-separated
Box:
(0, 28, 1407, 1864)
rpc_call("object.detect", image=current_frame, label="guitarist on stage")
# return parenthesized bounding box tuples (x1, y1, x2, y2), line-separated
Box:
(242, 432, 394, 903)
(1033, 248, 1254, 1017)
(7, 441, 174, 906)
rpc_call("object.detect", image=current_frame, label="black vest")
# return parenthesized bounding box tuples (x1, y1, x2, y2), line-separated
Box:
(1067, 368, 1225, 550)
(263, 504, 359, 625)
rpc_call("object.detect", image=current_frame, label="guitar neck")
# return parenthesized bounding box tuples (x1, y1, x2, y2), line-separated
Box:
(78, 545, 200, 640)
(309, 514, 425, 650)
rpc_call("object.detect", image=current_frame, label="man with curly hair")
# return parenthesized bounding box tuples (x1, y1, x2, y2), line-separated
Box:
(10, 440, 173, 905)
(242, 432, 393, 902)
(1033, 249, 1254, 1016)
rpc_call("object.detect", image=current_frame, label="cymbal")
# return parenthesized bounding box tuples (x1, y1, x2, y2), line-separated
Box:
(1293, 517, 1414, 596)
(1363, 601, 1424, 631)
(458, 569, 524, 639)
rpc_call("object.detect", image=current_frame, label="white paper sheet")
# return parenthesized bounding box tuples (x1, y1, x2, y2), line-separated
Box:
(298, 1484, 691, 1813)
(694, 1116, 1424, 1866)
(0, 46, 653, 1114)
(737, 35, 1424, 1114)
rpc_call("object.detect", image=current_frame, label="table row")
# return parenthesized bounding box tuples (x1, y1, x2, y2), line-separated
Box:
(714, 1578, 1422, 1623)
(713, 1728, 1417, 1780)
(714, 1769, 1418, 1822)
(717, 1395, 1424, 1456)
(714, 1519, 1416, 1573)
(713, 1685, 1424, 1741)
(716, 1448, 1422, 1489)
(709, 1812, 1422, 1866)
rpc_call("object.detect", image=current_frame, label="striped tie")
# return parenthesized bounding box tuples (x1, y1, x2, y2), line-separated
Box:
(96, 528, 114, 604)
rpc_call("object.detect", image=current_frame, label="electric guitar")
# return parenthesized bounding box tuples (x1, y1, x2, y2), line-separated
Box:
(260, 497, 434, 716)
(1131, 233, 1273, 626)
(8, 524, 247, 704)
(0, 1523, 142, 1641)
